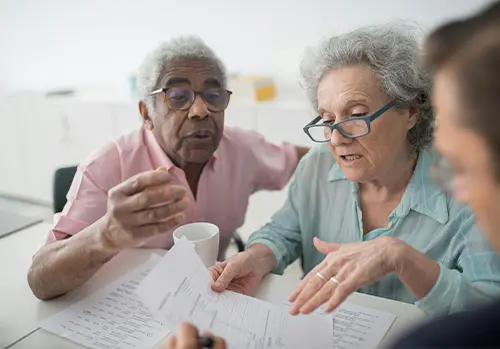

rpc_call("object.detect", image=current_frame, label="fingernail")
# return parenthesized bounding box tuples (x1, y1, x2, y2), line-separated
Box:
(173, 187, 186, 197)
(156, 166, 169, 172)
(157, 171, 169, 181)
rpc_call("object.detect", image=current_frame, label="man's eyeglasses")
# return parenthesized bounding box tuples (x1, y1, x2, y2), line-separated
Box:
(303, 101, 396, 143)
(149, 87, 232, 112)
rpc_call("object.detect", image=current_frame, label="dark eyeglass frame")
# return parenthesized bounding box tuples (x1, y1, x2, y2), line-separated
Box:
(303, 100, 397, 143)
(149, 87, 233, 112)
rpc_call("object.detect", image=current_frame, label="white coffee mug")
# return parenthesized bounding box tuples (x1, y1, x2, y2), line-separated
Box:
(173, 222, 220, 267)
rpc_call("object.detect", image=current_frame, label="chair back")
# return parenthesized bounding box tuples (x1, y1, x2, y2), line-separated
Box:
(53, 166, 78, 213)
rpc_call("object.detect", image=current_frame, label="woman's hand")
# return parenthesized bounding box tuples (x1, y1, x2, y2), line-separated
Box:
(209, 244, 276, 295)
(101, 168, 189, 252)
(289, 236, 407, 315)
(162, 323, 226, 349)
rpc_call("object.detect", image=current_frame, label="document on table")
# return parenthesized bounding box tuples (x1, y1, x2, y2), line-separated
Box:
(137, 238, 396, 349)
(282, 301, 396, 349)
(40, 256, 170, 349)
(330, 302, 396, 348)
(137, 238, 333, 348)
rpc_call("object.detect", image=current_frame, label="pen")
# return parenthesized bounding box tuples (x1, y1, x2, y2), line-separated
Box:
(197, 335, 214, 348)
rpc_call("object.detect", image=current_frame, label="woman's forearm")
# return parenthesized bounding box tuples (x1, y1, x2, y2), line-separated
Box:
(393, 243, 440, 299)
(27, 217, 116, 300)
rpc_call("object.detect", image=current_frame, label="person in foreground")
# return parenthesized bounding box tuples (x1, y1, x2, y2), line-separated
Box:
(392, 2, 500, 348)
(209, 23, 500, 317)
(27, 37, 308, 300)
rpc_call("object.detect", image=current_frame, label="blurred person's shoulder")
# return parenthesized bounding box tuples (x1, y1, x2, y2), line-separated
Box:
(393, 300, 500, 348)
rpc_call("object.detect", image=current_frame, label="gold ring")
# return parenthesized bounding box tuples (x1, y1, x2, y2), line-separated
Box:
(316, 272, 327, 282)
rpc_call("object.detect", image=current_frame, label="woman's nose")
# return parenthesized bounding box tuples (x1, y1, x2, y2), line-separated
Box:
(330, 129, 353, 146)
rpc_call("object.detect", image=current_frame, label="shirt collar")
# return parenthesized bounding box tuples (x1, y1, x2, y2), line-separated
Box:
(143, 127, 219, 172)
(397, 148, 449, 224)
(327, 148, 449, 224)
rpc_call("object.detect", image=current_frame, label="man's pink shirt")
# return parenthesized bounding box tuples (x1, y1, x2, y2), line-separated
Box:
(44, 126, 298, 258)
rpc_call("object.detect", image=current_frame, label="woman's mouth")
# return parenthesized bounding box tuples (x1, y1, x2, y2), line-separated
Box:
(340, 154, 363, 165)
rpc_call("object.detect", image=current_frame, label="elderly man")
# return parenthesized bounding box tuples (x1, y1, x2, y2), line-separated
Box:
(28, 36, 308, 300)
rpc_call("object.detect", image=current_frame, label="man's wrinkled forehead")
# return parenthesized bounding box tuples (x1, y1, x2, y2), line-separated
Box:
(157, 59, 223, 89)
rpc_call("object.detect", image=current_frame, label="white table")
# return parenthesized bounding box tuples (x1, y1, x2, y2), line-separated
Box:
(0, 210, 42, 239)
(1, 223, 427, 349)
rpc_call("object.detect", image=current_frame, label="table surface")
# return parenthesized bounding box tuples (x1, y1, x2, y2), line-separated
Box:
(0, 210, 42, 239)
(1, 223, 427, 349)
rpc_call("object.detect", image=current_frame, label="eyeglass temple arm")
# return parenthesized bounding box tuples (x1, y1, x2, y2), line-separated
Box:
(149, 88, 165, 96)
(303, 115, 323, 132)
(369, 100, 397, 121)
(309, 115, 322, 125)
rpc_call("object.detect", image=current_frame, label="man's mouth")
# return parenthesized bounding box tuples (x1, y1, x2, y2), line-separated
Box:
(184, 130, 215, 143)
(193, 134, 210, 139)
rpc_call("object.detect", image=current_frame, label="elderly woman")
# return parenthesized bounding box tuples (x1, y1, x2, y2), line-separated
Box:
(209, 24, 500, 316)
(27, 37, 308, 300)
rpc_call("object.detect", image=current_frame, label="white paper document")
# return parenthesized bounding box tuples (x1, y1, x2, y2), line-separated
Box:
(138, 238, 396, 349)
(137, 238, 334, 348)
(330, 302, 396, 348)
(40, 256, 170, 349)
(282, 301, 396, 349)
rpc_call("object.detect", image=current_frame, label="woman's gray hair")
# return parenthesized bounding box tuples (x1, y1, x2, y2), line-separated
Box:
(136, 36, 227, 111)
(301, 24, 433, 151)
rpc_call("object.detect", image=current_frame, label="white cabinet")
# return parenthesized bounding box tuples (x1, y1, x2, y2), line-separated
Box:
(0, 100, 26, 198)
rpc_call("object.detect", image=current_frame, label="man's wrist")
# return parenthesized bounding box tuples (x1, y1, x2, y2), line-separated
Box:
(93, 216, 123, 256)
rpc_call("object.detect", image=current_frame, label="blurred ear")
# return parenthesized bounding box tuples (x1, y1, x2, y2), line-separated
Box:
(407, 100, 420, 130)
(139, 101, 150, 122)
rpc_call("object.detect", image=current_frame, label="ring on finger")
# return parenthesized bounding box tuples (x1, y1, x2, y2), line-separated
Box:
(316, 271, 327, 282)
(329, 276, 341, 285)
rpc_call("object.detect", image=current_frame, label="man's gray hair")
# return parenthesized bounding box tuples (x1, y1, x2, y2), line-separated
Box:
(136, 36, 227, 111)
(300, 24, 433, 151)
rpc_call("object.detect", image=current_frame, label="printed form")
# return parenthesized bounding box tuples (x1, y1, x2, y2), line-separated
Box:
(137, 238, 333, 348)
(40, 256, 170, 349)
(137, 238, 395, 349)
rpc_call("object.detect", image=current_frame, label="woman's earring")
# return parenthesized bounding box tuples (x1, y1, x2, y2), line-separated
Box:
(144, 120, 153, 130)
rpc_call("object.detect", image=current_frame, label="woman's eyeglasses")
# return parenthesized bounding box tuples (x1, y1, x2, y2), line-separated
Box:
(303, 101, 396, 142)
(149, 87, 232, 112)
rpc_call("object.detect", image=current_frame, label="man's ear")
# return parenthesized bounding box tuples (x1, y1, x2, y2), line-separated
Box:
(139, 101, 150, 122)
(407, 100, 420, 130)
